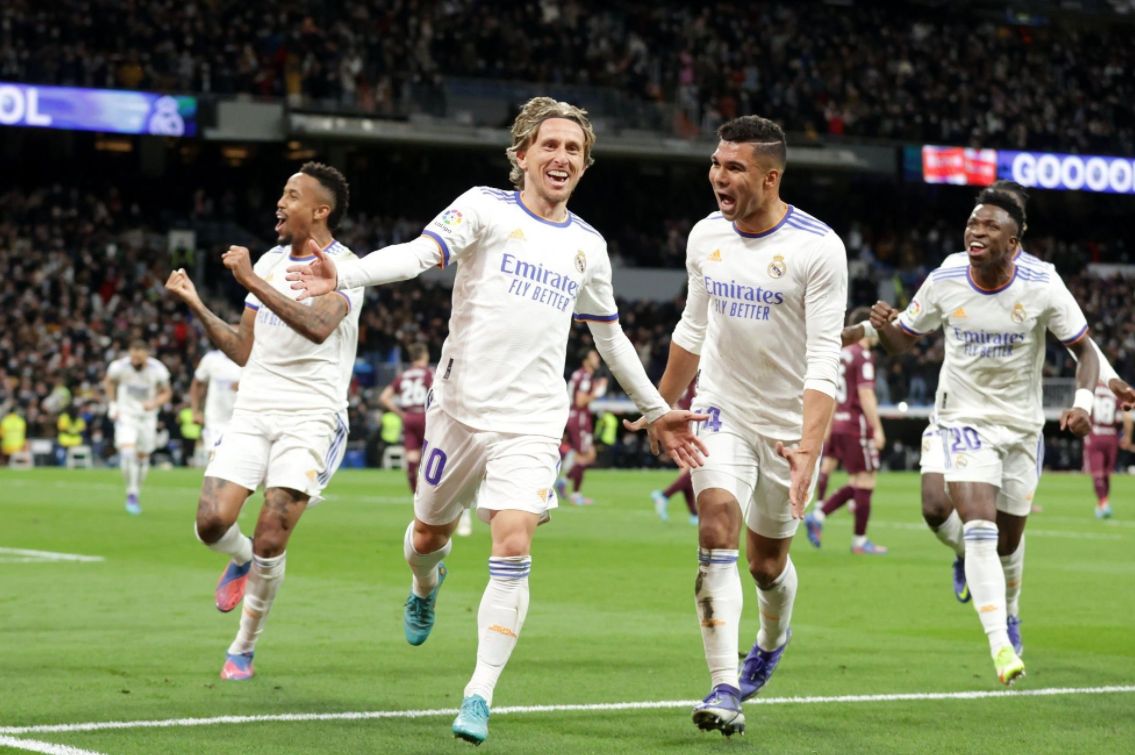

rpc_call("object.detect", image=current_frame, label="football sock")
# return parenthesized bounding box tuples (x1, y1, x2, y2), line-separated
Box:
(817, 471, 830, 501)
(933, 509, 965, 557)
(963, 520, 1010, 655)
(404, 521, 451, 599)
(228, 552, 286, 655)
(569, 463, 586, 493)
(1000, 535, 1025, 618)
(821, 485, 855, 516)
(695, 548, 743, 689)
(1093, 475, 1109, 501)
(200, 522, 253, 564)
(852, 488, 873, 536)
(121, 454, 138, 495)
(756, 556, 797, 651)
(464, 556, 531, 706)
(138, 455, 150, 487)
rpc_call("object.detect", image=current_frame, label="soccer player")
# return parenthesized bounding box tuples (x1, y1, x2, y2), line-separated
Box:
(555, 348, 606, 506)
(1084, 380, 1132, 518)
(651, 380, 699, 524)
(842, 179, 1133, 601)
(805, 307, 887, 554)
(190, 349, 241, 463)
(103, 340, 172, 514)
(287, 97, 706, 746)
(380, 342, 434, 494)
(871, 187, 1098, 686)
(164, 162, 362, 681)
(634, 116, 847, 736)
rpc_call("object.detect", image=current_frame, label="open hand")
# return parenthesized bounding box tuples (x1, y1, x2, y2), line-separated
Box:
(286, 239, 337, 301)
(775, 442, 820, 519)
(1108, 377, 1135, 411)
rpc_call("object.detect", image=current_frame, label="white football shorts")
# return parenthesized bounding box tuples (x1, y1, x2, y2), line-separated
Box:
(938, 421, 1042, 517)
(919, 419, 946, 476)
(689, 397, 817, 540)
(115, 414, 158, 454)
(205, 410, 348, 504)
(413, 403, 560, 526)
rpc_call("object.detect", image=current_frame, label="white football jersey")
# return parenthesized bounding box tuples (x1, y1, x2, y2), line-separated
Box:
(898, 256, 1089, 433)
(107, 356, 170, 418)
(238, 240, 363, 415)
(193, 350, 242, 428)
(672, 207, 848, 440)
(408, 186, 617, 437)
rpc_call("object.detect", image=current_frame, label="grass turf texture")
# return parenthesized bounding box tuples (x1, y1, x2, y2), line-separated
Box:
(1, 468, 1132, 753)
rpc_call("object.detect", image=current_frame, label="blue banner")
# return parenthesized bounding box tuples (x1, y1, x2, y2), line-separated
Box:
(997, 150, 1135, 194)
(0, 82, 197, 137)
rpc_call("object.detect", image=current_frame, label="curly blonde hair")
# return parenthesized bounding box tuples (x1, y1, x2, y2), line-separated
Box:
(506, 97, 597, 189)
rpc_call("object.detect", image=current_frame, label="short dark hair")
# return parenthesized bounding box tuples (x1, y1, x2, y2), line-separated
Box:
(847, 306, 872, 327)
(989, 179, 1029, 209)
(129, 339, 150, 351)
(718, 116, 787, 168)
(300, 161, 350, 231)
(974, 188, 1026, 236)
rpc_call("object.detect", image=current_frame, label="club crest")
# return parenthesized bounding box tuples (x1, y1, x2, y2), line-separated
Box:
(767, 255, 787, 278)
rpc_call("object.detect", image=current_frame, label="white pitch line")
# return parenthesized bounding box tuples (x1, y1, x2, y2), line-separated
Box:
(2, 685, 1132, 736)
(0, 735, 103, 755)
(0, 547, 104, 563)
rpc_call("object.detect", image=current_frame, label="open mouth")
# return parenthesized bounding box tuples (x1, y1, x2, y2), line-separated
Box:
(717, 192, 736, 213)
(967, 241, 988, 256)
(546, 169, 569, 190)
(275, 213, 287, 234)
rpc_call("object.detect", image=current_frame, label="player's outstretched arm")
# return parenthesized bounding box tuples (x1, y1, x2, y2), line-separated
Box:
(1061, 334, 1099, 437)
(1069, 337, 1135, 409)
(287, 235, 444, 300)
(165, 268, 254, 365)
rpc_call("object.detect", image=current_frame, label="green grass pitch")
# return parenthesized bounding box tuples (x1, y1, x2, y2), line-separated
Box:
(1, 467, 1132, 753)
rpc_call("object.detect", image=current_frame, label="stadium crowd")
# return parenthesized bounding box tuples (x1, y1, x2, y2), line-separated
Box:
(3, 0, 1133, 150)
(1, 176, 1131, 472)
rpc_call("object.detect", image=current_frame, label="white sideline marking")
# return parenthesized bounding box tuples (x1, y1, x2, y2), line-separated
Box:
(2, 685, 1133, 735)
(0, 547, 104, 564)
(875, 522, 1122, 541)
(0, 735, 103, 755)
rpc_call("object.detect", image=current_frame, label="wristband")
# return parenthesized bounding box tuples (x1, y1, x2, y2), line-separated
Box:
(859, 320, 878, 340)
(1073, 388, 1094, 414)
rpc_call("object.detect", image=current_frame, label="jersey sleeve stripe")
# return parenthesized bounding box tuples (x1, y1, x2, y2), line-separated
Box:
(335, 290, 353, 312)
(245, 303, 260, 311)
(785, 217, 828, 236)
(787, 212, 830, 234)
(573, 313, 619, 322)
(421, 230, 451, 268)
(897, 320, 930, 337)
(1060, 324, 1089, 345)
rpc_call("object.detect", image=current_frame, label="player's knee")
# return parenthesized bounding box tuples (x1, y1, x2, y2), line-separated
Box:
(194, 506, 231, 544)
(252, 527, 288, 558)
(747, 553, 786, 588)
(921, 487, 952, 526)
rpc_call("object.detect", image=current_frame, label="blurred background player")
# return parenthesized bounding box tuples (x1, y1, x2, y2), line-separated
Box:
(287, 97, 706, 746)
(380, 342, 434, 494)
(805, 307, 887, 554)
(1084, 380, 1133, 519)
(166, 162, 362, 682)
(103, 340, 172, 515)
(651, 380, 700, 524)
(872, 188, 1098, 686)
(556, 348, 606, 506)
(190, 349, 242, 464)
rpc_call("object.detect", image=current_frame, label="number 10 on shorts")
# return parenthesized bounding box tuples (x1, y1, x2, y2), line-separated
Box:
(420, 441, 448, 486)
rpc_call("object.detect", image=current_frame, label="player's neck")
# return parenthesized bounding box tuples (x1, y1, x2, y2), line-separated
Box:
(969, 259, 1015, 290)
(519, 189, 569, 223)
(292, 232, 332, 258)
(734, 199, 788, 236)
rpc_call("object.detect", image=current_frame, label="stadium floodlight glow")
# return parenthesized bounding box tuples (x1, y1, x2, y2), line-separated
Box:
(0, 82, 197, 137)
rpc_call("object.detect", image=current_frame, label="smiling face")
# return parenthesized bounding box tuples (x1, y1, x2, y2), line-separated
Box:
(516, 118, 588, 217)
(274, 172, 332, 245)
(708, 140, 779, 226)
(963, 203, 1019, 270)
